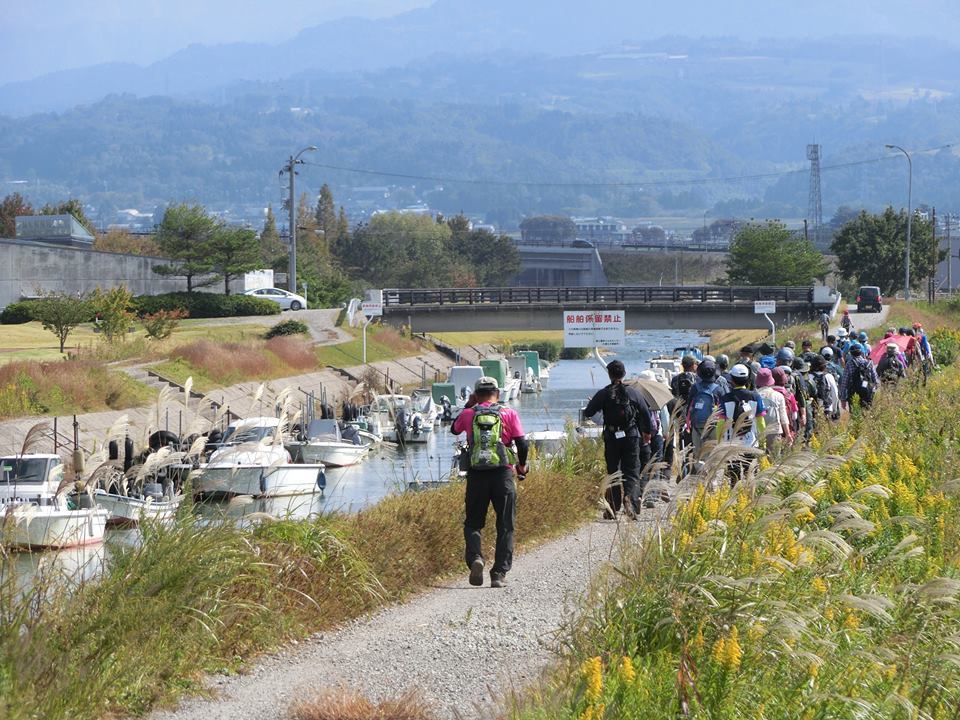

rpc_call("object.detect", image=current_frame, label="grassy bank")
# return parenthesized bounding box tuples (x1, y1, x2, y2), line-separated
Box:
(0, 360, 154, 419)
(314, 324, 423, 367)
(0, 438, 602, 720)
(513, 353, 960, 718)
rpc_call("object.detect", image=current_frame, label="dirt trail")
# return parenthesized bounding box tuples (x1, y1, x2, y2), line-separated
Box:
(150, 517, 648, 720)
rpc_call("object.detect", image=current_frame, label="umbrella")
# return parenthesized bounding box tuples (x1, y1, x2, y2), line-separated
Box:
(869, 335, 911, 366)
(626, 378, 675, 410)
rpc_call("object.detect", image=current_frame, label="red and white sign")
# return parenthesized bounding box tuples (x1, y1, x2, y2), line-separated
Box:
(563, 310, 626, 348)
(362, 289, 383, 317)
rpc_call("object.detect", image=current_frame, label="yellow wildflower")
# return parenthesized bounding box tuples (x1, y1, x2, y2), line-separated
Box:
(581, 656, 603, 703)
(711, 636, 726, 665)
(823, 606, 835, 622)
(723, 626, 743, 671)
(794, 508, 816, 524)
(885, 665, 898, 682)
(843, 611, 860, 631)
(619, 655, 636, 684)
(811, 577, 828, 594)
(746, 623, 764, 643)
(692, 625, 705, 651)
(759, 455, 772, 470)
(808, 662, 820, 680)
(809, 434, 821, 450)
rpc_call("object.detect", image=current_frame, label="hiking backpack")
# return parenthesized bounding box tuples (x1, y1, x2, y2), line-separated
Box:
(468, 405, 515, 470)
(674, 372, 695, 403)
(726, 396, 757, 438)
(847, 358, 872, 398)
(605, 384, 637, 432)
(688, 381, 720, 429)
(813, 372, 831, 407)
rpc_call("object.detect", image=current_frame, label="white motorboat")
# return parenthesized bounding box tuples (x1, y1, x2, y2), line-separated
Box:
(411, 389, 440, 426)
(527, 430, 568, 457)
(286, 419, 371, 468)
(193, 417, 326, 498)
(0, 454, 109, 550)
(93, 489, 183, 527)
(448, 366, 484, 405)
(538, 362, 551, 389)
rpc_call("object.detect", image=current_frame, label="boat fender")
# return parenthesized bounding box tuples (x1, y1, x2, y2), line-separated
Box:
(316, 468, 327, 491)
(143, 482, 164, 501)
(123, 436, 135, 472)
(259, 468, 267, 495)
(108, 440, 120, 461)
(73, 449, 85, 475)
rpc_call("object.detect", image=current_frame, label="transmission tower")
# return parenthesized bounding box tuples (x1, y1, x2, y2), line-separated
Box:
(806, 144, 823, 247)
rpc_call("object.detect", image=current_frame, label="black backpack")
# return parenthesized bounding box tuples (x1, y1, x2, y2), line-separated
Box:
(729, 396, 756, 437)
(605, 383, 637, 432)
(813, 372, 831, 406)
(674, 372, 695, 403)
(847, 358, 872, 397)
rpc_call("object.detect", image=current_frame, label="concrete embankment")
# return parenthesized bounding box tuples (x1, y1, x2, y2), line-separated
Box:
(0, 344, 497, 455)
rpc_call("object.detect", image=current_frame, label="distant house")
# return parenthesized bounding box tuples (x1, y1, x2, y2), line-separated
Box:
(15, 214, 94, 248)
(572, 216, 629, 244)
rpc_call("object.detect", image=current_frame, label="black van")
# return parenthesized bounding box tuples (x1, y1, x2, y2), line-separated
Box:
(856, 286, 882, 313)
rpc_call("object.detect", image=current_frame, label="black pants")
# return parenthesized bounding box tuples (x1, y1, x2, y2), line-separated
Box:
(603, 434, 650, 513)
(464, 467, 516, 576)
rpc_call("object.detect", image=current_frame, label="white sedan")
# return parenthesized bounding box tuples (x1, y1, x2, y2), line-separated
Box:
(244, 287, 307, 311)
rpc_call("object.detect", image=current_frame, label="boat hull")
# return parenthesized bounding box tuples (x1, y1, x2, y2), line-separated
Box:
(192, 463, 326, 498)
(93, 491, 183, 527)
(2, 506, 109, 550)
(286, 442, 369, 468)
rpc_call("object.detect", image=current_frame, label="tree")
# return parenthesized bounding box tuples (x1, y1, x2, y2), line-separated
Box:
(725, 221, 829, 286)
(93, 228, 162, 256)
(832, 207, 941, 296)
(632, 225, 667, 245)
(40, 199, 96, 235)
(259, 204, 285, 267)
(89, 286, 135, 343)
(152, 204, 218, 292)
(447, 214, 521, 286)
(0, 192, 33, 238)
(519, 215, 576, 245)
(207, 226, 261, 295)
(343, 212, 454, 287)
(315, 184, 337, 239)
(32, 293, 92, 353)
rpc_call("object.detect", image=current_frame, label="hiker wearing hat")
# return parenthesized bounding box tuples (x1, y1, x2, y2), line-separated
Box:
(755, 367, 791, 458)
(820, 346, 842, 381)
(736, 345, 758, 390)
(686, 359, 725, 465)
(839, 343, 879, 410)
(452, 376, 529, 588)
(809, 355, 840, 426)
(717, 364, 767, 485)
(877, 342, 907, 385)
(583, 360, 654, 515)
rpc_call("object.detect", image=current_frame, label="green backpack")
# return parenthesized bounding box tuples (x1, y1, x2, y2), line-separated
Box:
(469, 405, 516, 470)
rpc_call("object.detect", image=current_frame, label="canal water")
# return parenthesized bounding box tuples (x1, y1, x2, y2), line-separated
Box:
(4, 328, 707, 585)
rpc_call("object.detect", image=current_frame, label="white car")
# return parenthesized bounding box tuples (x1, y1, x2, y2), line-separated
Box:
(244, 287, 307, 311)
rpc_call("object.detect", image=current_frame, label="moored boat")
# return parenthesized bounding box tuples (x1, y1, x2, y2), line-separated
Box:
(286, 419, 371, 468)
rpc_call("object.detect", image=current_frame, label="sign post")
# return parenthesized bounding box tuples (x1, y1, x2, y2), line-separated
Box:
(360, 290, 384, 364)
(754, 300, 777, 346)
(562, 310, 626, 348)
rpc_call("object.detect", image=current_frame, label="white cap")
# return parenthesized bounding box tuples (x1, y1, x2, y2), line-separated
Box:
(887, 342, 899, 350)
(730, 363, 750, 379)
(836, 328, 847, 338)
(820, 347, 834, 358)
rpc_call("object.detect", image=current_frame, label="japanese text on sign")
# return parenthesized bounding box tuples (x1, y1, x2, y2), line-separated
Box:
(562, 310, 626, 348)
(754, 300, 777, 314)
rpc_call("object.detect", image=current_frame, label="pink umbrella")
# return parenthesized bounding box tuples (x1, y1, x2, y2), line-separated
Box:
(869, 335, 911, 366)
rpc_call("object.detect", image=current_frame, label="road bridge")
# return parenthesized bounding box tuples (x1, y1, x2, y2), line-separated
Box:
(381, 286, 833, 333)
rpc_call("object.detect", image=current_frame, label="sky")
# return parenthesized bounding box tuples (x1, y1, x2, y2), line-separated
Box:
(1, 0, 431, 83)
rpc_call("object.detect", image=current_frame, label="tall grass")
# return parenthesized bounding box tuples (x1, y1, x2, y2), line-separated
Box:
(0, 438, 602, 719)
(0, 360, 154, 419)
(512, 369, 960, 719)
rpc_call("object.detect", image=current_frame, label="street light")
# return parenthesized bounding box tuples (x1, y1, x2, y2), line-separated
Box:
(885, 144, 913, 301)
(281, 146, 318, 293)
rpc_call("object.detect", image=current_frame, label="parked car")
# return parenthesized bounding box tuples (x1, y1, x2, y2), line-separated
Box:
(244, 287, 307, 311)
(856, 285, 882, 313)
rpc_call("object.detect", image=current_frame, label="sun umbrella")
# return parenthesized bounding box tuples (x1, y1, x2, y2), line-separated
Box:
(625, 378, 675, 410)
(869, 335, 911, 366)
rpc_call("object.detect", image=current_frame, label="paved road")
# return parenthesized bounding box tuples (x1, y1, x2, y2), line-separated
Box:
(150, 516, 653, 720)
(192, 308, 350, 346)
(836, 304, 890, 336)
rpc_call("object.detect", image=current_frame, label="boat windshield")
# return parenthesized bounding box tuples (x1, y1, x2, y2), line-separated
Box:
(220, 425, 276, 445)
(0, 457, 55, 484)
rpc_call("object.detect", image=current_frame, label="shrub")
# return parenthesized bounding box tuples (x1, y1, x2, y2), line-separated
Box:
(930, 327, 960, 366)
(265, 319, 309, 339)
(0, 300, 38, 324)
(132, 292, 280, 319)
(170, 340, 272, 382)
(141, 309, 189, 340)
(515, 340, 561, 362)
(90, 286, 135, 343)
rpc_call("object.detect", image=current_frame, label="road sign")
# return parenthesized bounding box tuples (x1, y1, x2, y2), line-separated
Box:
(362, 289, 383, 317)
(754, 300, 777, 314)
(563, 310, 625, 348)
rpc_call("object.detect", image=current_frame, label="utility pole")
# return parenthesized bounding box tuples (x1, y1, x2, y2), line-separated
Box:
(279, 146, 317, 292)
(947, 214, 953, 293)
(929, 207, 936, 304)
(885, 144, 913, 300)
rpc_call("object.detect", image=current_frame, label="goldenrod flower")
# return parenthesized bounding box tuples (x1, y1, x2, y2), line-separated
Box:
(808, 662, 820, 680)
(723, 626, 743, 671)
(823, 606, 835, 622)
(809, 434, 821, 450)
(619, 655, 636, 684)
(811, 576, 828, 594)
(759, 455, 772, 470)
(711, 636, 726, 665)
(843, 612, 860, 631)
(692, 625, 705, 651)
(581, 656, 603, 703)
(746, 623, 764, 643)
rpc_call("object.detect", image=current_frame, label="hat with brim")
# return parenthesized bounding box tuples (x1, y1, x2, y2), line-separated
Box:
(475, 376, 499, 392)
(756, 368, 774, 387)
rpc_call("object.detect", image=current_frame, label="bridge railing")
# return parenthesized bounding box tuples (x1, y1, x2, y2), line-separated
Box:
(383, 286, 813, 307)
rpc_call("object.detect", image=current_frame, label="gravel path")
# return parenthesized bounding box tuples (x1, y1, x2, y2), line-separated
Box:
(841, 304, 890, 334)
(151, 516, 649, 720)
(193, 308, 350, 345)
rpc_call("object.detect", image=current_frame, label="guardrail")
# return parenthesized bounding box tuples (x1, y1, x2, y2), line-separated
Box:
(383, 286, 814, 307)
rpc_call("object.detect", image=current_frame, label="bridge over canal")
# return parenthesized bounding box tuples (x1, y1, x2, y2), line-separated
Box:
(381, 286, 835, 333)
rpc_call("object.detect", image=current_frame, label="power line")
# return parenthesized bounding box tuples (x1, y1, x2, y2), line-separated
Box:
(299, 143, 955, 190)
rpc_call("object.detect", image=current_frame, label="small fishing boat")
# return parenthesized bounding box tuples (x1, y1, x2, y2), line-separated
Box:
(286, 419, 371, 468)
(93, 489, 182, 527)
(527, 430, 567, 457)
(193, 417, 326, 498)
(0, 454, 109, 550)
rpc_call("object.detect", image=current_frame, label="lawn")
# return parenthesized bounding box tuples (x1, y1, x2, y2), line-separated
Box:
(314, 325, 423, 368)
(430, 330, 563, 348)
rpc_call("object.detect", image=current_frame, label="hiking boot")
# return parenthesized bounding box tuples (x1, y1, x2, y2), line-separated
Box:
(642, 495, 656, 509)
(469, 557, 485, 587)
(490, 572, 506, 588)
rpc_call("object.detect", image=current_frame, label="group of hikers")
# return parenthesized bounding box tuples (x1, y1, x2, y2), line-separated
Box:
(448, 316, 936, 588)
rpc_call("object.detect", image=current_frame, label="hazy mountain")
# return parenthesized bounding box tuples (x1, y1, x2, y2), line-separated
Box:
(3, 0, 958, 116)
